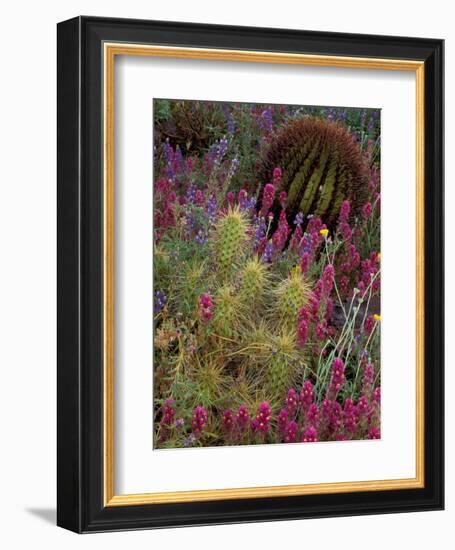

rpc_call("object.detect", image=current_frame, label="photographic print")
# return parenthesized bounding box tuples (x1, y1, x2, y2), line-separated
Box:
(153, 99, 381, 449)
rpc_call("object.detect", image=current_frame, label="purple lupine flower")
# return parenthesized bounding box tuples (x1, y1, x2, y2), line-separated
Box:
(186, 184, 198, 204)
(206, 194, 217, 222)
(192, 406, 208, 437)
(195, 229, 208, 246)
(261, 240, 274, 263)
(294, 212, 304, 226)
(175, 418, 185, 429)
(253, 216, 267, 248)
(260, 106, 273, 133)
(154, 290, 167, 313)
(238, 188, 248, 209)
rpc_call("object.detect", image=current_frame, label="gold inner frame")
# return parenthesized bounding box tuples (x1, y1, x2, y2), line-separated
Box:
(103, 43, 425, 506)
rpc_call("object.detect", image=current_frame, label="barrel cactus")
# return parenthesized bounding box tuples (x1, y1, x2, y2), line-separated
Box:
(258, 116, 368, 226)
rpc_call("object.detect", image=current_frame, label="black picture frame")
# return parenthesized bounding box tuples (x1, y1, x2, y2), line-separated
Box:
(57, 16, 444, 533)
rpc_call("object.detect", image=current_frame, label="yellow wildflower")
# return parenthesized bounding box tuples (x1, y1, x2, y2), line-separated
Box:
(320, 228, 329, 238)
(373, 314, 381, 322)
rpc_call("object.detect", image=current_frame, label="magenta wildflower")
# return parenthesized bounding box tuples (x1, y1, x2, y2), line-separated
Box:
(301, 426, 318, 443)
(284, 420, 298, 443)
(338, 200, 350, 223)
(277, 407, 289, 434)
(307, 403, 319, 427)
(325, 297, 334, 322)
(299, 380, 314, 412)
(300, 251, 311, 274)
(315, 321, 327, 341)
(362, 201, 373, 220)
(272, 210, 290, 252)
(227, 191, 235, 206)
(343, 398, 358, 434)
(273, 166, 282, 182)
(238, 188, 248, 208)
(160, 399, 176, 427)
(222, 409, 234, 432)
(327, 358, 345, 400)
(235, 405, 250, 432)
(368, 427, 381, 439)
(195, 189, 205, 207)
(357, 395, 370, 416)
(285, 388, 298, 416)
(261, 183, 275, 216)
(198, 293, 214, 322)
(251, 401, 272, 434)
(322, 264, 335, 295)
(278, 190, 287, 207)
(364, 314, 375, 335)
(192, 406, 208, 437)
(290, 224, 303, 252)
(297, 317, 308, 348)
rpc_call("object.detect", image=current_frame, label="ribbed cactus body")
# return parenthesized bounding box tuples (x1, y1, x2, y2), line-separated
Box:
(213, 206, 250, 281)
(259, 116, 368, 226)
(239, 257, 268, 307)
(213, 285, 241, 338)
(274, 269, 311, 328)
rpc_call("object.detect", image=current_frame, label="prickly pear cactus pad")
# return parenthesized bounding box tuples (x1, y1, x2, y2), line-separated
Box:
(153, 99, 381, 449)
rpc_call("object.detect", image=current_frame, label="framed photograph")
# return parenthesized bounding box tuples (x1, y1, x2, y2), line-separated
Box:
(57, 16, 444, 533)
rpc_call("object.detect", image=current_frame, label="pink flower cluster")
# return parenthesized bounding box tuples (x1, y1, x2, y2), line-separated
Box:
(192, 406, 208, 437)
(198, 293, 214, 322)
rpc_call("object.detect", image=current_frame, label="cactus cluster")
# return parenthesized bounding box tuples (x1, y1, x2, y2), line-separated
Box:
(258, 116, 368, 226)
